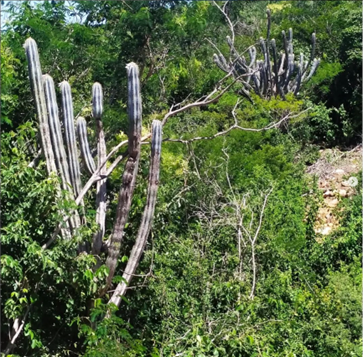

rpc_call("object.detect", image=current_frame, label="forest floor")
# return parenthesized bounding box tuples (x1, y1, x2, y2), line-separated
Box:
(306, 145, 362, 239)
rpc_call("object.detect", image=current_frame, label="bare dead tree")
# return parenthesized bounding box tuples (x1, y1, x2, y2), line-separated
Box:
(192, 151, 273, 301)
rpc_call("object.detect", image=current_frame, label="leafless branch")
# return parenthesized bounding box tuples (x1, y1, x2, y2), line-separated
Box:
(165, 106, 311, 144)
(213, 0, 235, 44)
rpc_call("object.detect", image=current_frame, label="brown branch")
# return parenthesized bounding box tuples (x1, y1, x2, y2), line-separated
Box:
(164, 106, 312, 144)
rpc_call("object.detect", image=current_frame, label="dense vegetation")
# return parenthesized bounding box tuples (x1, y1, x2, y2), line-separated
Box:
(1, 1, 361, 356)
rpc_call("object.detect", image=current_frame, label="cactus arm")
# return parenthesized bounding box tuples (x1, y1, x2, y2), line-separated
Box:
(248, 46, 256, 68)
(283, 54, 295, 92)
(259, 38, 271, 95)
(92, 82, 103, 119)
(304, 58, 320, 83)
(288, 28, 293, 54)
(271, 39, 284, 99)
(92, 82, 107, 256)
(270, 39, 278, 80)
(43, 74, 81, 234)
(43, 75, 70, 187)
(278, 52, 285, 76)
(213, 54, 229, 73)
(293, 63, 302, 95)
(265, 9, 273, 92)
(108, 120, 162, 307)
(260, 37, 267, 65)
(24, 38, 56, 175)
(303, 33, 316, 76)
(289, 53, 303, 94)
(60, 81, 83, 199)
(258, 61, 267, 96)
(301, 61, 309, 82)
(218, 53, 230, 73)
(251, 73, 261, 97)
(104, 63, 142, 291)
(281, 30, 289, 83)
(76, 117, 96, 175)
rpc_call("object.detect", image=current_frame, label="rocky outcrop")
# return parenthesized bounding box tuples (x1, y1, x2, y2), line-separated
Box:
(306, 147, 361, 238)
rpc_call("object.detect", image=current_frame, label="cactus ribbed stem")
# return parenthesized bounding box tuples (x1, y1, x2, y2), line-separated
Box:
(304, 33, 316, 77)
(218, 54, 229, 73)
(108, 120, 162, 307)
(93, 82, 107, 256)
(293, 63, 302, 95)
(60, 81, 82, 199)
(104, 62, 142, 292)
(43, 74, 81, 234)
(77, 117, 96, 175)
(284, 54, 294, 91)
(43, 75, 71, 187)
(24, 38, 56, 174)
(127, 63, 142, 157)
(248, 46, 256, 67)
(213, 54, 228, 72)
(92, 82, 103, 120)
(305, 58, 320, 83)
(288, 28, 293, 54)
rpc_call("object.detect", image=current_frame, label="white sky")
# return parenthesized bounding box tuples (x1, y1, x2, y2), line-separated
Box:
(1, 1, 80, 30)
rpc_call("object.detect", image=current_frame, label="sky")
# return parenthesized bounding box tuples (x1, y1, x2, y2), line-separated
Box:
(1, 1, 80, 30)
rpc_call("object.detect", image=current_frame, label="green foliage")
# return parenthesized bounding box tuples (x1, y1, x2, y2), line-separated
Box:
(1, 1, 361, 356)
(77, 303, 145, 357)
(1, 38, 20, 127)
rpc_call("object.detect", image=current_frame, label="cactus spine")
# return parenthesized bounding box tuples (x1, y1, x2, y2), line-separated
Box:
(213, 11, 319, 100)
(77, 117, 96, 175)
(93, 82, 107, 256)
(104, 62, 142, 291)
(109, 120, 162, 307)
(24, 38, 56, 174)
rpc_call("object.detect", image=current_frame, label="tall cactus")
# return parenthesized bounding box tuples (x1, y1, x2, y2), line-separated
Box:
(22, 37, 168, 318)
(213, 10, 320, 100)
(104, 63, 142, 291)
(109, 120, 162, 307)
(93, 82, 107, 256)
(24, 38, 56, 174)
(43, 74, 81, 233)
(24, 39, 164, 311)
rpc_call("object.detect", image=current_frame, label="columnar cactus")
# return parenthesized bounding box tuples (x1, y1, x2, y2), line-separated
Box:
(24, 38, 163, 313)
(109, 120, 162, 307)
(24, 38, 56, 174)
(93, 82, 107, 256)
(76, 117, 96, 175)
(104, 63, 142, 291)
(213, 9, 320, 100)
(43, 74, 81, 233)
